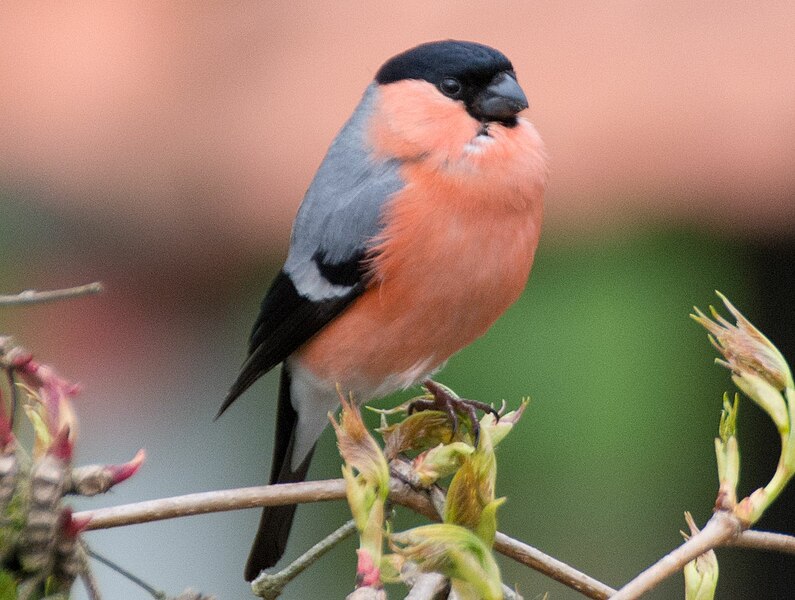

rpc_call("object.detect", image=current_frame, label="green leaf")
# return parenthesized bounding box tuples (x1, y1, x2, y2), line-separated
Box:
(412, 442, 473, 486)
(391, 523, 503, 600)
(444, 427, 497, 540)
(378, 410, 457, 458)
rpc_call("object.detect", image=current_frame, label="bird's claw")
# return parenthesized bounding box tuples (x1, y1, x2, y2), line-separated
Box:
(407, 380, 499, 445)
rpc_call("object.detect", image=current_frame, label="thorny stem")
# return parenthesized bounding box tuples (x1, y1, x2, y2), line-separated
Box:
(251, 519, 357, 599)
(610, 511, 741, 600)
(0, 282, 103, 307)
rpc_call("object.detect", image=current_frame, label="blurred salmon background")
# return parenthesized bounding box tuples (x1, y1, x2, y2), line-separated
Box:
(1, 3, 793, 598)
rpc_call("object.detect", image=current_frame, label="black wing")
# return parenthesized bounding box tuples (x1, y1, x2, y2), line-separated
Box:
(217, 265, 364, 418)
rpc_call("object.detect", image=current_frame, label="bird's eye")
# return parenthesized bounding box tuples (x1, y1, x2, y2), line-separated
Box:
(439, 77, 462, 98)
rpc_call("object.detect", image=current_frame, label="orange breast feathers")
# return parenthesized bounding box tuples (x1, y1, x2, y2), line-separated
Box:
(295, 79, 548, 396)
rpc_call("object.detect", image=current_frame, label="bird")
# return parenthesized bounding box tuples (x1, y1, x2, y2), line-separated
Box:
(218, 39, 548, 581)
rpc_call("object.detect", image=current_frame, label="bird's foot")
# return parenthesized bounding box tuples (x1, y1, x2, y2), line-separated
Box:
(408, 380, 500, 444)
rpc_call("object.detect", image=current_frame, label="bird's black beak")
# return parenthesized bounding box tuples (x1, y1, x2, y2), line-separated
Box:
(473, 72, 529, 123)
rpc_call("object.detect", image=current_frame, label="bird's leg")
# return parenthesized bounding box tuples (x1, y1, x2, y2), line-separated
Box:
(408, 380, 500, 444)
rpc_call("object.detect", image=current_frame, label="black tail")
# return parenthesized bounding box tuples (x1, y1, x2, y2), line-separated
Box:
(244, 366, 316, 581)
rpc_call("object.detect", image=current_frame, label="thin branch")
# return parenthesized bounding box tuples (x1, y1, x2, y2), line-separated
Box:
(74, 479, 439, 530)
(86, 546, 163, 599)
(404, 574, 448, 600)
(346, 587, 386, 600)
(727, 529, 795, 554)
(74, 479, 349, 529)
(74, 479, 613, 599)
(0, 282, 103, 307)
(401, 562, 449, 600)
(610, 511, 741, 600)
(251, 519, 357, 599)
(494, 533, 615, 599)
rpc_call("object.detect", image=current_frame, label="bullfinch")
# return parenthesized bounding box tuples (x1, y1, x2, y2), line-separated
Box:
(219, 40, 548, 581)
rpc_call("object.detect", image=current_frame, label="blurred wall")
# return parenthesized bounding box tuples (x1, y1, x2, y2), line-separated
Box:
(1, 3, 793, 599)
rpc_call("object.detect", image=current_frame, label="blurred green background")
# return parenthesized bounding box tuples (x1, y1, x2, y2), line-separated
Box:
(1, 3, 793, 599)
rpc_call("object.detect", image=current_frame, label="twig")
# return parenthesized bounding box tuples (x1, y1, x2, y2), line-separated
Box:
(494, 533, 615, 599)
(86, 546, 164, 599)
(611, 511, 741, 600)
(403, 563, 521, 600)
(251, 519, 357, 599)
(0, 282, 103, 307)
(727, 529, 795, 554)
(404, 574, 448, 600)
(401, 562, 449, 600)
(73, 478, 613, 599)
(74, 478, 438, 530)
(74, 479, 349, 529)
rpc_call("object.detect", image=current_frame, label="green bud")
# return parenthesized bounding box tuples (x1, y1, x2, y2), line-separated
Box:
(693, 293, 793, 392)
(718, 393, 738, 443)
(330, 398, 390, 588)
(378, 410, 456, 459)
(714, 394, 740, 510)
(413, 442, 474, 487)
(474, 497, 507, 548)
(731, 373, 788, 433)
(683, 514, 719, 600)
(330, 400, 390, 497)
(391, 524, 503, 600)
(445, 427, 497, 543)
(481, 399, 528, 447)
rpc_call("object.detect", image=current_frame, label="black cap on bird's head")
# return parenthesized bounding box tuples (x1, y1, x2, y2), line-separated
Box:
(375, 40, 528, 126)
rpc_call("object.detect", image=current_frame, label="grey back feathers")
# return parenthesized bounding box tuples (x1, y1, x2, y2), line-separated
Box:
(218, 85, 404, 418)
(284, 84, 403, 302)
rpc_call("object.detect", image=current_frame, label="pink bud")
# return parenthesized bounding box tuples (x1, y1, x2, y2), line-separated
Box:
(356, 549, 381, 588)
(109, 449, 146, 485)
(49, 427, 74, 462)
